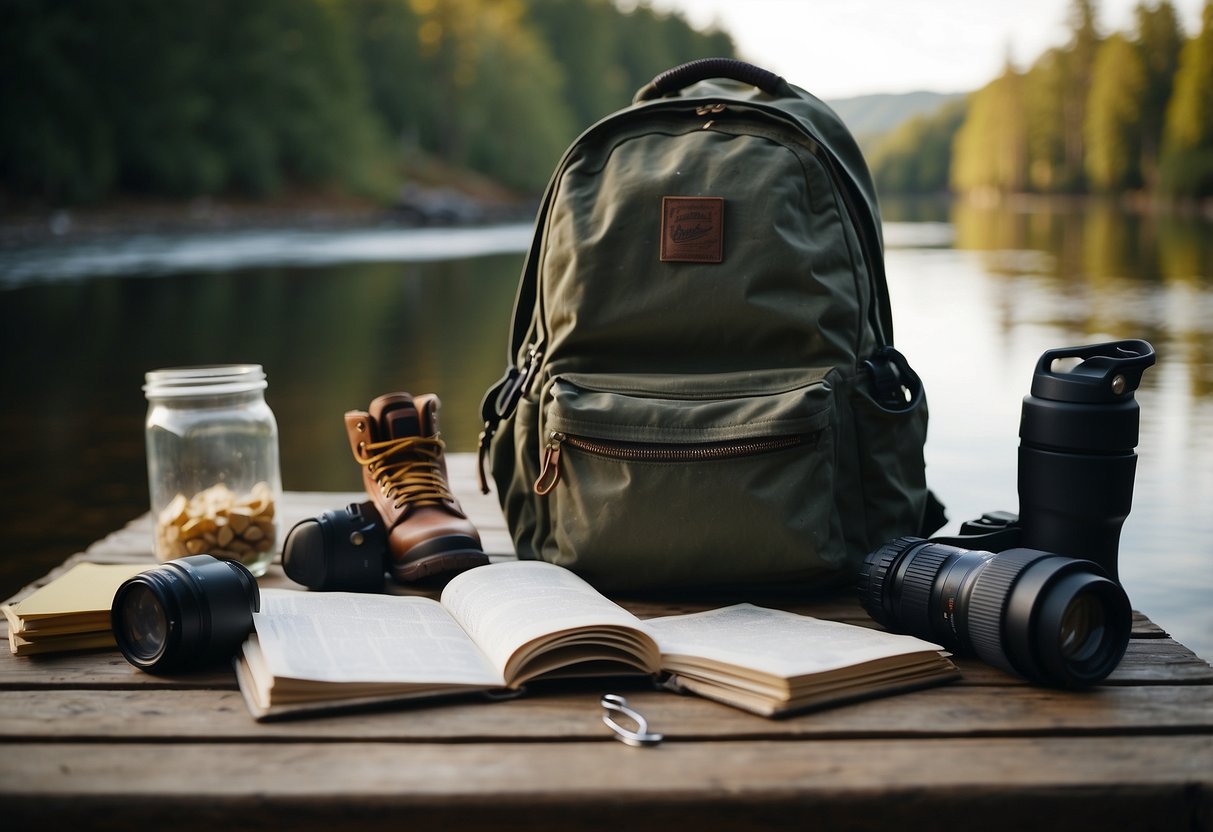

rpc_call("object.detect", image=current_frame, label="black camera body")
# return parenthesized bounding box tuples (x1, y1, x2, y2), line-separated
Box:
(281, 501, 392, 592)
(930, 510, 1023, 551)
(859, 340, 1155, 688)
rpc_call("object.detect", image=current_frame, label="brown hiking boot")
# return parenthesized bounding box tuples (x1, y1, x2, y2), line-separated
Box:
(343, 392, 488, 582)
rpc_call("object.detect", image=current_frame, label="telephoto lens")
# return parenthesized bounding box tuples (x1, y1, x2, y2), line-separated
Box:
(111, 555, 260, 674)
(281, 501, 389, 592)
(858, 537, 1131, 688)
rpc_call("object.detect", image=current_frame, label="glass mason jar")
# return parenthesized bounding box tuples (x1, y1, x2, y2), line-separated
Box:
(143, 365, 282, 577)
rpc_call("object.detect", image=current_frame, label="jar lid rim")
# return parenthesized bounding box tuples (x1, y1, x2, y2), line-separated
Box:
(144, 364, 267, 397)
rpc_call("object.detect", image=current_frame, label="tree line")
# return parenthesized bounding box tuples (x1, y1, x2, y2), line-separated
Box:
(869, 0, 1213, 199)
(0, 0, 734, 204)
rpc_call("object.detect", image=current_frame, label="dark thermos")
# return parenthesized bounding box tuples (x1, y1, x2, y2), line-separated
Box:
(1017, 339, 1156, 582)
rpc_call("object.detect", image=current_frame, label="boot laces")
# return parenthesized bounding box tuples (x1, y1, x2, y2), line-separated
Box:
(356, 435, 454, 510)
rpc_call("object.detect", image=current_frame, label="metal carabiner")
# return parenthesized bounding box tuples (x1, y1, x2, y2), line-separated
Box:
(600, 694, 663, 748)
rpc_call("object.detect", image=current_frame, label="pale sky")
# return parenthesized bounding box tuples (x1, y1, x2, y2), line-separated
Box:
(642, 0, 1207, 99)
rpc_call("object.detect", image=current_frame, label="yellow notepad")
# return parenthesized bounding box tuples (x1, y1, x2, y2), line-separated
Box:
(3, 562, 150, 655)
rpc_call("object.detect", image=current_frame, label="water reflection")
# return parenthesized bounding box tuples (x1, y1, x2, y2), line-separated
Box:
(887, 198, 1213, 399)
(0, 225, 533, 285)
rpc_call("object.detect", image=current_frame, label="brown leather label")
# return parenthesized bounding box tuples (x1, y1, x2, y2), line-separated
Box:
(660, 197, 724, 263)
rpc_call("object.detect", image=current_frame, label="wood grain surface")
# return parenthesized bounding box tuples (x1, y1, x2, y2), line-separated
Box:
(2, 454, 1210, 831)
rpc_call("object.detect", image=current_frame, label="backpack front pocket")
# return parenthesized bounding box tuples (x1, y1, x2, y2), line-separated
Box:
(532, 369, 844, 589)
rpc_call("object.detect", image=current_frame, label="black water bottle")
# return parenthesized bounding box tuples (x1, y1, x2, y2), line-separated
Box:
(1017, 339, 1156, 582)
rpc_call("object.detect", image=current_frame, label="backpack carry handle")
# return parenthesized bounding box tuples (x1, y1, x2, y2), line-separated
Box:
(633, 58, 786, 103)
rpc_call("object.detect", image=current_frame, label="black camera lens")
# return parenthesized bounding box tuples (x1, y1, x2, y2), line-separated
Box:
(858, 537, 1131, 687)
(282, 501, 388, 592)
(111, 555, 259, 673)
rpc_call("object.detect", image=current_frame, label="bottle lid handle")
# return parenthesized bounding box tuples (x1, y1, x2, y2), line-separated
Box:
(1030, 339, 1156, 403)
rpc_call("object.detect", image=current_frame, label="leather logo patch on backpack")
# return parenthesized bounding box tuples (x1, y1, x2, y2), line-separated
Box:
(660, 197, 724, 263)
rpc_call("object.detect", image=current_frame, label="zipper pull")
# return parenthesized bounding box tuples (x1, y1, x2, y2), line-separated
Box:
(533, 432, 565, 496)
(476, 422, 494, 495)
(695, 102, 726, 129)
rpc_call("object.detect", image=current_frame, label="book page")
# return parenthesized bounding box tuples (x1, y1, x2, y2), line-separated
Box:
(644, 603, 946, 678)
(254, 588, 502, 686)
(440, 561, 658, 680)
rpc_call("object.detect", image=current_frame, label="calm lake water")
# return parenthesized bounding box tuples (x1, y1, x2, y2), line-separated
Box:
(1, 199, 1210, 661)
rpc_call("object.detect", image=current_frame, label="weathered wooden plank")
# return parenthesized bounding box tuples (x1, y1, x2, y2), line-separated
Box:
(1111, 637, 1213, 682)
(949, 638, 1213, 686)
(1, 683, 1210, 743)
(3, 737, 1210, 832)
(0, 632, 1205, 691)
(0, 649, 237, 689)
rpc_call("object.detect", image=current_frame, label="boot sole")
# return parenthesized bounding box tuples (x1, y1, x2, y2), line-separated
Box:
(395, 550, 490, 582)
(392, 535, 489, 583)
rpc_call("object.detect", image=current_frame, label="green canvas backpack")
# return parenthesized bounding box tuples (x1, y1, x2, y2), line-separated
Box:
(478, 59, 941, 591)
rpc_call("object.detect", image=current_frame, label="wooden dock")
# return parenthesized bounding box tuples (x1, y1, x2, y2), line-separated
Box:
(2, 453, 1211, 830)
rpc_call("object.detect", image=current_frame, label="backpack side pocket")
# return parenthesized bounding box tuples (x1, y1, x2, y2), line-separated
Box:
(849, 367, 930, 554)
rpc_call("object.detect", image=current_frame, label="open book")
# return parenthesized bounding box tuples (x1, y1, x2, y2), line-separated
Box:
(235, 561, 957, 720)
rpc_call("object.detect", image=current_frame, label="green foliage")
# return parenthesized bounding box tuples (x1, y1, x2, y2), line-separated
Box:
(372, 0, 576, 192)
(1135, 1, 1184, 187)
(1022, 49, 1068, 191)
(1, 1, 118, 201)
(1060, 0, 1102, 189)
(868, 99, 967, 194)
(1, 0, 735, 205)
(0, 0, 389, 201)
(1161, 1, 1213, 196)
(525, 0, 733, 130)
(1085, 34, 1146, 191)
(951, 68, 1029, 194)
(939, 0, 1209, 199)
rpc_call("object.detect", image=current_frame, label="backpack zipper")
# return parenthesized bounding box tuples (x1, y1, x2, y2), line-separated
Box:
(533, 431, 810, 496)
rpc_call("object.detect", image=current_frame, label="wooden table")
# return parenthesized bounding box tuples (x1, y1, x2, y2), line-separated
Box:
(3, 454, 1211, 831)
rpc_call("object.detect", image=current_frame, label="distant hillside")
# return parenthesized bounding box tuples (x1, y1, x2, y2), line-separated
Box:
(826, 91, 966, 144)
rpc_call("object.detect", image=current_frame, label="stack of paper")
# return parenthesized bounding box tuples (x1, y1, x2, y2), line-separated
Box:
(2, 562, 149, 656)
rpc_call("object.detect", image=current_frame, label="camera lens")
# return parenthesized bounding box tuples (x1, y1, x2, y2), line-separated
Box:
(1060, 593, 1106, 662)
(282, 501, 388, 592)
(858, 537, 1131, 687)
(111, 555, 259, 673)
(118, 582, 169, 661)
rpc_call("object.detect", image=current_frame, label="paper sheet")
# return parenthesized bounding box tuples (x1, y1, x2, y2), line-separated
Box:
(11, 562, 150, 619)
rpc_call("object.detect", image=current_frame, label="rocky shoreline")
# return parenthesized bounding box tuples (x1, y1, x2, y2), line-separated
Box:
(0, 184, 538, 248)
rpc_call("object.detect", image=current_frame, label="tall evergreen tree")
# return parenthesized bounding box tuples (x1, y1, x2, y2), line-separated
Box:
(868, 99, 967, 194)
(1059, 0, 1103, 192)
(951, 64, 1028, 194)
(1023, 48, 1069, 192)
(1134, 1, 1184, 189)
(1161, 0, 1213, 195)
(1085, 33, 1146, 191)
(525, 0, 632, 128)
